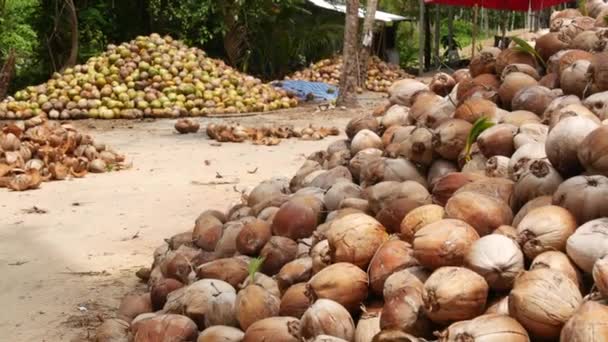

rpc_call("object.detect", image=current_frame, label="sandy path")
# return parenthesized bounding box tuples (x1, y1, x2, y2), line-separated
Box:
(0, 96, 382, 341)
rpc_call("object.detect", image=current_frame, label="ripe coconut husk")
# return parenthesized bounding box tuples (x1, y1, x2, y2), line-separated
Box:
(242, 316, 301, 342)
(561, 59, 591, 97)
(375, 197, 428, 234)
(383, 266, 430, 300)
(593, 255, 608, 297)
(162, 279, 235, 327)
(514, 123, 548, 149)
(96, 318, 130, 342)
(117, 293, 153, 323)
(431, 172, 486, 206)
(550, 91, 579, 118)
(355, 308, 382, 342)
(429, 72, 456, 96)
(367, 239, 418, 295)
(280, 283, 312, 318)
(516, 205, 577, 260)
(398, 127, 435, 167)
(400, 204, 445, 243)
(300, 299, 355, 341)
(409, 91, 443, 123)
(465, 234, 525, 291)
(235, 284, 280, 331)
(495, 48, 539, 76)
(445, 191, 513, 236)
(571, 30, 600, 51)
(132, 314, 198, 342)
(566, 217, 608, 272)
(259, 236, 298, 275)
(560, 301, 608, 342)
(512, 159, 563, 210)
(559, 50, 594, 75)
(501, 63, 541, 81)
(452, 69, 471, 83)
(454, 177, 514, 208)
(271, 196, 323, 240)
(150, 278, 183, 310)
(432, 119, 473, 161)
(195, 257, 249, 288)
(587, 53, 608, 92)
(422, 266, 489, 325)
(499, 72, 538, 110)
(530, 251, 583, 290)
(578, 125, 608, 175)
(509, 143, 547, 180)
(508, 268, 582, 340)
(548, 103, 600, 130)
(477, 123, 518, 158)
(413, 219, 480, 269)
(388, 79, 429, 107)
(276, 257, 313, 294)
(198, 326, 244, 342)
(536, 32, 570, 62)
(582, 90, 608, 121)
(360, 157, 427, 188)
(236, 218, 272, 256)
(469, 48, 500, 77)
(192, 212, 224, 251)
(453, 98, 500, 124)
(512, 195, 553, 227)
(511, 85, 557, 116)
(456, 74, 501, 103)
(546, 116, 600, 177)
(426, 159, 457, 186)
(437, 314, 529, 342)
(174, 118, 200, 134)
(539, 73, 560, 89)
(381, 105, 411, 128)
(485, 156, 510, 178)
(484, 295, 510, 315)
(380, 284, 433, 338)
(307, 262, 369, 312)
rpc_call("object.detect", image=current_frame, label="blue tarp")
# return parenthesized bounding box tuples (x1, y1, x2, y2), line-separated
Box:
(272, 80, 339, 101)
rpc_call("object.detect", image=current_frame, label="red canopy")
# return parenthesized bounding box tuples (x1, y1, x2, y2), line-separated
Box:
(424, 0, 571, 12)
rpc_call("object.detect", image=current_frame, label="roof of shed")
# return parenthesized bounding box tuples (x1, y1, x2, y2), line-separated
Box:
(308, 0, 411, 22)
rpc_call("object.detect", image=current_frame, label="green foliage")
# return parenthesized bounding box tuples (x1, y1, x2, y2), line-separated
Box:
(248, 257, 265, 283)
(0, 0, 42, 91)
(465, 117, 495, 162)
(512, 36, 547, 68)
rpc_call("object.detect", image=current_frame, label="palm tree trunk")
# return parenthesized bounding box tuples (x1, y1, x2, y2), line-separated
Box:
(337, 0, 360, 107)
(63, 0, 78, 69)
(359, 0, 378, 84)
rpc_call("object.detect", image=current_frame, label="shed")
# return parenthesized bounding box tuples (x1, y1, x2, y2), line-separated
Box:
(307, 0, 413, 64)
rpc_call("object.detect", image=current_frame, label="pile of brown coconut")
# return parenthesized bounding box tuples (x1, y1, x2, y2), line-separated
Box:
(96, 6, 608, 342)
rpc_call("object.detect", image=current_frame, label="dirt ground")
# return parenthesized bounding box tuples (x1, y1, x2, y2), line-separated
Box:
(0, 93, 386, 341)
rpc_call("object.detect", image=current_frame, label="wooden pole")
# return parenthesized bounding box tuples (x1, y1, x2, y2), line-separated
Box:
(471, 5, 479, 58)
(359, 0, 379, 84)
(418, 0, 425, 75)
(337, 0, 360, 107)
(424, 5, 431, 70)
(434, 5, 440, 66)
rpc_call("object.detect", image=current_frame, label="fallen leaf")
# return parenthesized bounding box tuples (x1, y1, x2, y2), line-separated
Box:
(22, 206, 47, 214)
(8, 260, 29, 266)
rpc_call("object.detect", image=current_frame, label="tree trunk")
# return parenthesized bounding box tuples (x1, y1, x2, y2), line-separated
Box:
(63, 0, 79, 69)
(434, 5, 440, 66)
(337, 0, 360, 107)
(418, 0, 425, 75)
(359, 0, 378, 85)
(424, 5, 431, 69)
(0, 50, 16, 100)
